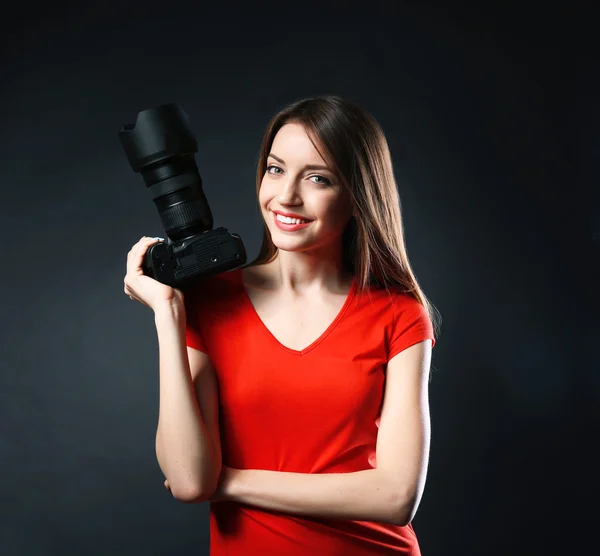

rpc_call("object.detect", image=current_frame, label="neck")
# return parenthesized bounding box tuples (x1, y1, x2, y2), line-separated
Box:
(267, 244, 352, 294)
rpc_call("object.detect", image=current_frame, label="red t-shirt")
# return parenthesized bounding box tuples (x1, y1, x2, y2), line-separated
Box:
(184, 266, 436, 555)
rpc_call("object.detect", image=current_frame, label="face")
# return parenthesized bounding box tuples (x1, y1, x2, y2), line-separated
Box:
(259, 123, 353, 255)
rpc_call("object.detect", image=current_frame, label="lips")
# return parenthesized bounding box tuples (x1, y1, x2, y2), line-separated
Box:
(273, 210, 313, 221)
(272, 211, 313, 231)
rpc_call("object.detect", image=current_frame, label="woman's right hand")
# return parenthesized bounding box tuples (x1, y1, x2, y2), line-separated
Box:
(124, 236, 184, 312)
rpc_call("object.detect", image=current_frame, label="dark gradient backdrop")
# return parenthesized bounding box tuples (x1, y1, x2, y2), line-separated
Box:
(1, 4, 596, 556)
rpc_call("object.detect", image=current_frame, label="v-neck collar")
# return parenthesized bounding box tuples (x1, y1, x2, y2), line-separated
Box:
(238, 267, 357, 356)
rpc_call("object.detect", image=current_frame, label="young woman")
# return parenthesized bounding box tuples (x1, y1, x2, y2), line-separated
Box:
(124, 95, 440, 555)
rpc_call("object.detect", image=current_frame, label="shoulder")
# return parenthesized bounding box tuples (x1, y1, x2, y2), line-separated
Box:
(392, 290, 430, 321)
(182, 267, 244, 309)
(356, 283, 424, 314)
(240, 262, 275, 290)
(353, 283, 429, 327)
(388, 289, 436, 352)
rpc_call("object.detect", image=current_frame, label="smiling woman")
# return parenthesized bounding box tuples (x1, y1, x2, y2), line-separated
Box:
(178, 95, 440, 555)
(257, 121, 354, 256)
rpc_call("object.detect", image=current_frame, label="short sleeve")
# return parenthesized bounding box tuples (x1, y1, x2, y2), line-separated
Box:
(183, 286, 209, 353)
(388, 293, 436, 361)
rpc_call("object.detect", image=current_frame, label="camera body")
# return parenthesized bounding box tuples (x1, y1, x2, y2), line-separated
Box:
(118, 103, 247, 289)
(142, 227, 245, 288)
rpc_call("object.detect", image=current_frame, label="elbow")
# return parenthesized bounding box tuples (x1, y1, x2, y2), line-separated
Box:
(163, 449, 222, 504)
(171, 482, 212, 504)
(170, 466, 221, 504)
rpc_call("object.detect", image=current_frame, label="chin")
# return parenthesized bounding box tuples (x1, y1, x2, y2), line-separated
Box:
(271, 238, 310, 252)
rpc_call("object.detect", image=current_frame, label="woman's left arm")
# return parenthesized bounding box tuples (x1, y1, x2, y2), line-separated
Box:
(212, 340, 433, 526)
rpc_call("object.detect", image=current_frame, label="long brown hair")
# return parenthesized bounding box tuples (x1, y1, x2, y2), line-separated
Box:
(248, 95, 441, 339)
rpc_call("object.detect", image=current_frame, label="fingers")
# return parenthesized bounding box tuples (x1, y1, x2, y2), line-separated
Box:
(124, 236, 164, 302)
(126, 236, 161, 276)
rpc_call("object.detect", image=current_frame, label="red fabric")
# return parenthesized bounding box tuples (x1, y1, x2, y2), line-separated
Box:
(184, 267, 436, 555)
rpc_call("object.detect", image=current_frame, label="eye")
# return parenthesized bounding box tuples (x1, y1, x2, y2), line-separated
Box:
(266, 164, 332, 186)
(310, 175, 332, 186)
(266, 164, 283, 175)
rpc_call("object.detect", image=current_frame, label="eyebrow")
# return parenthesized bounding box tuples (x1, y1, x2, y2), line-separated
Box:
(268, 153, 332, 172)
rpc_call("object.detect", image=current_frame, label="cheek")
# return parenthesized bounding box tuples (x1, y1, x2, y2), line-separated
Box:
(258, 178, 273, 209)
(319, 195, 352, 226)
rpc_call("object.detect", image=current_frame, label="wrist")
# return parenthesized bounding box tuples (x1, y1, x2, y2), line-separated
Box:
(226, 467, 247, 502)
(212, 467, 246, 503)
(153, 298, 186, 324)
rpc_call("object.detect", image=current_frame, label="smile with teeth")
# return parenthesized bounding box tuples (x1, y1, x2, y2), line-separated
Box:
(276, 213, 310, 225)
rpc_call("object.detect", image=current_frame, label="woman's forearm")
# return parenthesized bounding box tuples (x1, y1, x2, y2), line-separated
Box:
(222, 467, 405, 526)
(153, 301, 219, 501)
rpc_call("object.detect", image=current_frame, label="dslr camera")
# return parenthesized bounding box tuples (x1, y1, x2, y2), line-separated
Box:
(119, 103, 247, 289)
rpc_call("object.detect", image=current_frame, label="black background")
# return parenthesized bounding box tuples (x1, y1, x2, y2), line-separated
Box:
(1, 3, 597, 555)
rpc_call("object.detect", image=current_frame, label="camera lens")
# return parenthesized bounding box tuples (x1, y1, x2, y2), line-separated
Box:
(119, 103, 213, 241)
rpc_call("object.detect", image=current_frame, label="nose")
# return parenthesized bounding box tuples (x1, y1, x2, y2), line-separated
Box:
(277, 178, 302, 206)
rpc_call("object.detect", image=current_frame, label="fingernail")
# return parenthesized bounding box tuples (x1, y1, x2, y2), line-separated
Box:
(152, 237, 165, 241)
